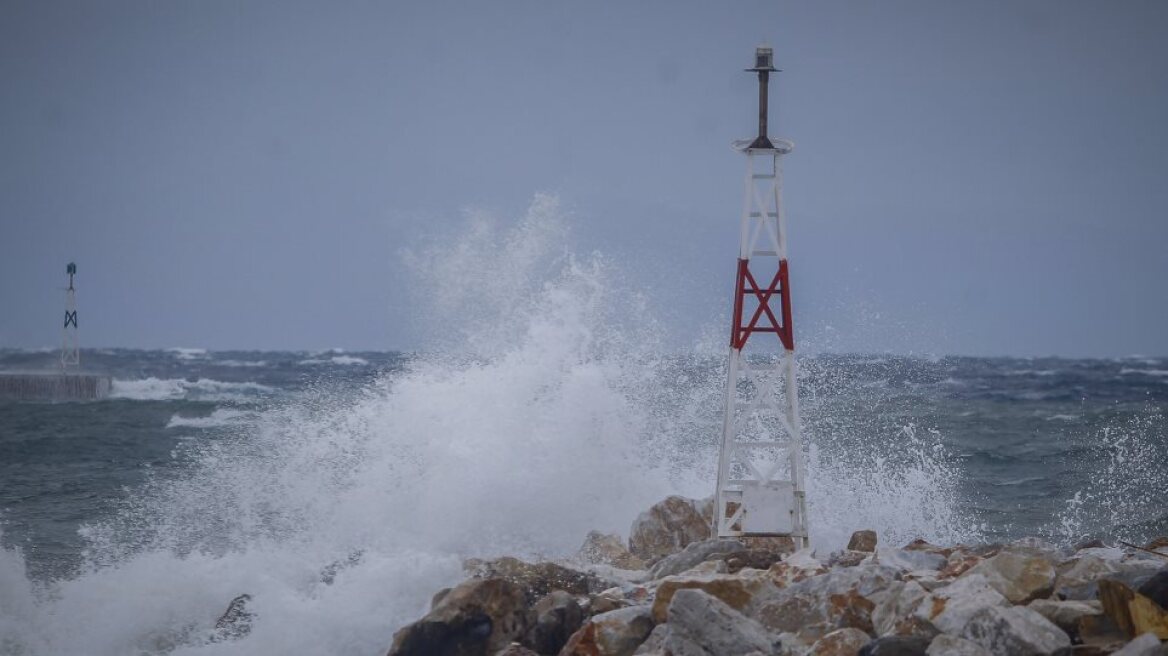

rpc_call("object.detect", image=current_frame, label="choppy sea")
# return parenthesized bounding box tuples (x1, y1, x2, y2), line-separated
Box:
(0, 204, 1165, 654)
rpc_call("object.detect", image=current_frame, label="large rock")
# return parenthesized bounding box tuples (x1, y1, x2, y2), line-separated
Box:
(466, 557, 609, 600)
(650, 570, 776, 623)
(647, 538, 745, 579)
(849, 531, 878, 553)
(960, 605, 1071, 656)
(877, 548, 947, 573)
(769, 549, 830, 588)
(663, 588, 780, 656)
(1138, 571, 1168, 611)
(1099, 579, 1168, 640)
(752, 564, 902, 636)
(627, 496, 710, 565)
(912, 573, 1010, 636)
(872, 581, 929, 637)
(858, 635, 930, 655)
(1028, 599, 1103, 637)
(559, 606, 655, 656)
(577, 531, 647, 571)
(525, 591, 583, 655)
(388, 578, 528, 656)
(1109, 632, 1168, 656)
(963, 548, 1056, 604)
(1056, 552, 1163, 601)
(811, 627, 871, 655)
(925, 634, 992, 656)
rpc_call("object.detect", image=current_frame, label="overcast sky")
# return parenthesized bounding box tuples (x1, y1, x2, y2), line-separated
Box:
(1, 1, 1165, 357)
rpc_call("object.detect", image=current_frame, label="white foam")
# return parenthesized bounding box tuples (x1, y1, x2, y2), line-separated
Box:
(1120, 368, 1168, 377)
(111, 378, 275, 402)
(1, 195, 975, 655)
(298, 356, 368, 366)
(167, 409, 255, 429)
(167, 348, 208, 361)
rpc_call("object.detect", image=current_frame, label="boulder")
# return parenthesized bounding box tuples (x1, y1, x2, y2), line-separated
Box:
(769, 549, 831, 589)
(628, 496, 710, 565)
(631, 625, 668, 655)
(525, 591, 583, 655)
(960, 605, 1071, 656)
(1027, 599, 1103, 637)
(831, 551, 874, 569)
(752, 564, 902, 636)
(1138, 571, 1168, 610)
(872, 581, 928, 637)
(388, 578, 528, 656)
(723, 548, 794, 574)
(650, 570, 776, 623)
(663, 588, 780, 656)
(588, 587, 630, 616)
(466, 557, 609, 600)
(559, 606, 655, 656)
(903, 540, 954, 558)
(849, 531, 878, 553)
(912, 573, 1010, 636)
(858, 635, 930, 655)
(1109, 632, 1168, 656)
(963, 548, 1057, 604)
(1056, 552, 1163, 601)
(1147, 538, 1168, 551)
(876, 548, 947, 573)
(647, 538, 746, 579)
(811, 627, 871, 656)
(577, 531, 647, 571)
(924, 634, 992, 656)
(1099, 579, 1168, 640)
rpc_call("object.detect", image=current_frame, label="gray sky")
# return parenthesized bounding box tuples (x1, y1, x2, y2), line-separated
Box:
(1, 1, 1165, 357)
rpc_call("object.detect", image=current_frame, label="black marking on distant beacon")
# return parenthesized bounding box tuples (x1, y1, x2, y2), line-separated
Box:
(746, 46, 779, 150)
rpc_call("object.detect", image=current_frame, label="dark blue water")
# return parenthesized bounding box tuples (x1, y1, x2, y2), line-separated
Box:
(1, 348, 1166, 586)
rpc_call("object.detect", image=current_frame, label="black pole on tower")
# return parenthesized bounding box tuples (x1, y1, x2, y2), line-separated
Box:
(746, 46, 779, 150)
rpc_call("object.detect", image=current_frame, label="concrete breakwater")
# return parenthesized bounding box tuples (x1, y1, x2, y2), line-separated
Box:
(0, 372, 112, 401)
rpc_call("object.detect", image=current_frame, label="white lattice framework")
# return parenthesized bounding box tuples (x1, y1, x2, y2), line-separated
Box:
(713, 140, 809, 547)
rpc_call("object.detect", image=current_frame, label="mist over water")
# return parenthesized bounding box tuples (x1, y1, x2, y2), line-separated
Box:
(0, 195, 1164, 655)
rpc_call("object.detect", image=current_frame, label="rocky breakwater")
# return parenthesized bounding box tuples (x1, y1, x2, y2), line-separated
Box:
(387, 495, 1168, 656)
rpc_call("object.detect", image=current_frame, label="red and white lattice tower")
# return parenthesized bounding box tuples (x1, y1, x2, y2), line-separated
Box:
(713, 46, 809, 547)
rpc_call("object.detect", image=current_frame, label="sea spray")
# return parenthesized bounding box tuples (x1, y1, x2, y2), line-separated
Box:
(0, 195, 977, 655)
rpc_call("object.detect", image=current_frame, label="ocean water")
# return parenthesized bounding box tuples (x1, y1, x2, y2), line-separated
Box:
(1, 199, 1165, 655)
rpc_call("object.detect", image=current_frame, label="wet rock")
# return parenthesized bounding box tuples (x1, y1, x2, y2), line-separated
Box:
(849, 531, 878, 553)
(903, 540, 952, 558)
(1056, 552, 1163, 601)
(650, 570, 776, 623)
(525, 591, 583, 655)
(858, 635, 930, 656)
(647, 537, 745, 579)
(388, 578, 528, 656)
(1074, 539, 1108, 552)
(577, 531, 647, 571)
(627, 496, 710, 565)
(924, 634, 992, 656)
(768, 549, 830, 588)
(960, 605, 1071, 656)
(559, 606, 655, 656)
(964, 548, 1057, 604)
(1028, 599, 1103, 637)
(938, 550, 984, 580)
(811, 627, 871, 655)
(1109, 632, 1168, 656)
(876, 548, 947, 573)
(1099, 578, 1168, 640)
(211, 593, 253, 642)
(831, 550, 874, 569)
(433, 588, 454, 610)
(588, 587, 630, 615)
(912, 573, 1010, 636)
(1147, 538, 1168, 552)
(753, 564, 901, 635)
(663, 588, 779, 656)
(466, 557, 609, 600)
(631, 624, 668, 655)
(1138, 571, 1168, 610)
(872, 581, 928, 637)
(723, 548, 794, 573)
